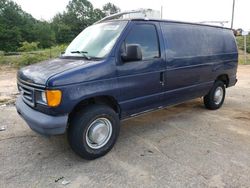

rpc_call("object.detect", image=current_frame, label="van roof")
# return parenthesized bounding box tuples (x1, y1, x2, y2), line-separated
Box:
(103, 18, 232, 30)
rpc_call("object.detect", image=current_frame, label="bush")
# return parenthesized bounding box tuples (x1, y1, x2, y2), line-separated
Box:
(0, 44, 68, 67)
(18, 41, 40, 52)
(17, 53, 47, 66)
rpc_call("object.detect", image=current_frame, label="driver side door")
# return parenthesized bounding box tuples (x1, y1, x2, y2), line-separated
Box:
(116, 22, 166, 117)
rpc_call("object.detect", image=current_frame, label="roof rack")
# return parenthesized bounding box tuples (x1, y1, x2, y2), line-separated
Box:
(95, 9, 161, 24)
(95, 10, 142, 24)
(197, 21, 229, 27)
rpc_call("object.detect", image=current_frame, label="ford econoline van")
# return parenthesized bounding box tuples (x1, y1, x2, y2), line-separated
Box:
(16, 16, 238, 159)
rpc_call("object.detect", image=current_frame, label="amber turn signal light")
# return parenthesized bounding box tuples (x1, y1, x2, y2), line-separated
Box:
(46, 90, 62, 107)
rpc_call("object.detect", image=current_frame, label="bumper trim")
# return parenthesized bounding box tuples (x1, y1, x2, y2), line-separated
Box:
(16, 96, 68, 135)
(228, 75, 238, 87)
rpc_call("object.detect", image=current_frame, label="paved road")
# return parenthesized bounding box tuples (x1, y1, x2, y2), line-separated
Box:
(1, 66, 250, 188)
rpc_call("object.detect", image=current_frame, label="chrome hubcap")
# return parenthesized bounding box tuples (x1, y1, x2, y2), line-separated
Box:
(86, 118, 112, 149)
(214, 87, 223, 105)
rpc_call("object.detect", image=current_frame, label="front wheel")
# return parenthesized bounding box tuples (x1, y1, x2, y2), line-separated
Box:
(68, 105, 120, 160)
(204, 80, 226, 110)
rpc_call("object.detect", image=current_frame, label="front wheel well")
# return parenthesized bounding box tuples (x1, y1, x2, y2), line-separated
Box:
(69, 96, 121, 121)
(216, 74, 229, 87)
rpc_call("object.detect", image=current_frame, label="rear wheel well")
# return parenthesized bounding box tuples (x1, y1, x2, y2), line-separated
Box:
(69, 96, 121, 121)
(216, 74, 229, 87)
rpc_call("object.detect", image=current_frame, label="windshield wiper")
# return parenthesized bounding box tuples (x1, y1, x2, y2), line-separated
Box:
(70, 51, 91, 60)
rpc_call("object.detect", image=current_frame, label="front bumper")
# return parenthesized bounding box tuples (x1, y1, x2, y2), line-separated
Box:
(16, 96, 68, 136)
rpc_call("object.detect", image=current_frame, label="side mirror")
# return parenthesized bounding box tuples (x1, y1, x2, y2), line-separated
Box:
(121, 44, 142, 62)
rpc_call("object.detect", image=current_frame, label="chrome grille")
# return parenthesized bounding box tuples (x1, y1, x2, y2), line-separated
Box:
(18, 82, 35, 107)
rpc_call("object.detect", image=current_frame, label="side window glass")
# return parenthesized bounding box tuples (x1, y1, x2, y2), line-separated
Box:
(125, 24, 160, 60)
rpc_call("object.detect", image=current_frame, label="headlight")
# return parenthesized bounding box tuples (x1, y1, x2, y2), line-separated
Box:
(41, 91, 47, 103)
(36, 90, 62, 107)
(36, 91, 47, 104)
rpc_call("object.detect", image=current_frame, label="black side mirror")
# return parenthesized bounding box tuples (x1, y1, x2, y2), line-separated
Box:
(121, 44, 142, 62)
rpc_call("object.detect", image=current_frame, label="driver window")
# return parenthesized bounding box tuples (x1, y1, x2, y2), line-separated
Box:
(124, 24, 160, 60)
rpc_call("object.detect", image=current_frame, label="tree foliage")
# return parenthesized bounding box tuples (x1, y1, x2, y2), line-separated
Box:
(102, 2, 121, 15)
(0, 0, 56, 51)
(52, 0, 119, 44)
(0, 0, 120, 52)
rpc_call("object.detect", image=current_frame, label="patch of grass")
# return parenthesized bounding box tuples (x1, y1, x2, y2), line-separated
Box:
(237, 36, 250, 64)
(0, 45, 67, 67)
(1, 44, 249, 67)
(236, 36, 250, 53)
(238, 50, 250, 65)
(0, 98, 16, 105)
(0, 98, 9, 103)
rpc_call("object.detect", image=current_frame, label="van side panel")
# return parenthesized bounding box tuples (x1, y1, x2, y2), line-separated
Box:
(161, 23, 238, 105)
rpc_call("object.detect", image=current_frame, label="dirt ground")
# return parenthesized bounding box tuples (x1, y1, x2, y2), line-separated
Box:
(0, 65, 250, 188)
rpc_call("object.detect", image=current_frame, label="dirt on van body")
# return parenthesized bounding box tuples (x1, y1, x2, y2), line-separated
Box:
(1, 65, 250, 188)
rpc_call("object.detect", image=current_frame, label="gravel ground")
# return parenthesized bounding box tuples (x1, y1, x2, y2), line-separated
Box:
(0, 65, 250, 188)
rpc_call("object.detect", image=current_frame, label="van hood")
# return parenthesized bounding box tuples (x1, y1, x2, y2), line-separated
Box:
(18, 58, 93, 86)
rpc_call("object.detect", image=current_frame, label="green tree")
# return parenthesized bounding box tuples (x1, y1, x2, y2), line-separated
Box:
(92, 8, 106, 22)
(52, 13, 73, 44)
(0, 0, 55, 51)
(0, 0, 25, 51)
(102, 3, 121, 15)
(52, 0, 109, 44)
(66, 0, 95, 33)
(0, 0, 121, 51)
(33, 21, 55, 48)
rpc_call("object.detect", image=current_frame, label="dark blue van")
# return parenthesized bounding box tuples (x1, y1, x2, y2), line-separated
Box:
(16, 17, 238, 159)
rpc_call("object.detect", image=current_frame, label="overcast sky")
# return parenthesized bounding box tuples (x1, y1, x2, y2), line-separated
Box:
(13, 0, 250, 30)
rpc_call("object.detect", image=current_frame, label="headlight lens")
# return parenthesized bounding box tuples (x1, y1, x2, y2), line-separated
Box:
(36, 91, 47, 104)
(41, 92, 47, 103)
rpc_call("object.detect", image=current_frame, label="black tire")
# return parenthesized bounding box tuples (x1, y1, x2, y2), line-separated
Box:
(68, 105, 120, 160)
(204, 80, 226, 110)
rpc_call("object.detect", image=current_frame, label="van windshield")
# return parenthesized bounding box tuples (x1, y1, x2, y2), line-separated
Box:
(63, 21, 128, 59)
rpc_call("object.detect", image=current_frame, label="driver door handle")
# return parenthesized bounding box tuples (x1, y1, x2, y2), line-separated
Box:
(160, 72, 165, 86)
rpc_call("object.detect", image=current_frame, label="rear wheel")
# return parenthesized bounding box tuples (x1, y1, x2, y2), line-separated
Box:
(68, 105, 120, 160)
(204, 80, 226, 110)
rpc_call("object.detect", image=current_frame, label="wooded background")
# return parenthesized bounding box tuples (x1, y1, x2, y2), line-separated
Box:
(0, 0, 120, 52)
